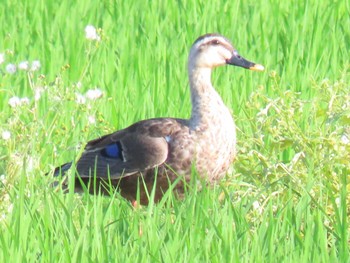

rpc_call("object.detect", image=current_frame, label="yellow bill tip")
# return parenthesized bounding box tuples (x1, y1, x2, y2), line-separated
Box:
(250, 64, 265, 71)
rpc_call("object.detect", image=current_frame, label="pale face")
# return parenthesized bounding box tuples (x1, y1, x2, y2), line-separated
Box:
(188, 35, 235, 69)
(188, 33, 264, 72)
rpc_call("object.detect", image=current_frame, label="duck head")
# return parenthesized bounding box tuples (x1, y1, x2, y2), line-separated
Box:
(188, 33, 264, 71)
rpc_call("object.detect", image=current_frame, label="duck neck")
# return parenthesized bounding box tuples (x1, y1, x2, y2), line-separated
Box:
(188, 67, 229, 129)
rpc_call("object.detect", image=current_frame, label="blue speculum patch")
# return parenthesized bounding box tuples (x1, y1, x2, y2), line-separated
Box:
(101, 142, 122, 159)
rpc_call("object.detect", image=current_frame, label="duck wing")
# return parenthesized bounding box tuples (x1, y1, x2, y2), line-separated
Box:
(75, 118, 183, 179)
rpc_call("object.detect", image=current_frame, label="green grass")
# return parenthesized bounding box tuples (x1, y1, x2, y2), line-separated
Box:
(0, 0, 349, 262)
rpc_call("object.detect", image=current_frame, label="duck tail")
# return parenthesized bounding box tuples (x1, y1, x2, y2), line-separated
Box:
(52, 162, 72, 177)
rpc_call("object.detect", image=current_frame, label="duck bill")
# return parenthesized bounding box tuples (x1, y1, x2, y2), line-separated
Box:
(226, 53, 264, 71)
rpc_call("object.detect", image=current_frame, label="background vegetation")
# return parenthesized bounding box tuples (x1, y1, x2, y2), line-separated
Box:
(0, 0, 349, 261)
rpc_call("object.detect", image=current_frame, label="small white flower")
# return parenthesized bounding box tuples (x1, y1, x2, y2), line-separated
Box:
(86, 88, 103, 100)
(341, 135, 349, 145)
(335, 197, 340, 207)
(85, 25, 100, 41)
(6, 63, 16, 74)
(75, 93, 86, 104)
(0, 53, 5, 64)
(88, 115, 96, 124)
(252, 201, 260, 210)
(34, 88, 44, 101)
(8, 96, 21, 107)
(31, 60, 41, 71)
(8, 96, 30, 108)
(2, 131, 11, 140)
(0, 174, 6, 184)
(18, 61, 29, 71)
(76, 81, 82, 88)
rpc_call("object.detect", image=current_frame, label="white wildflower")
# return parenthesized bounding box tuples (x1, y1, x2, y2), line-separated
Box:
(8, 96, 21, 107)
(76, 81, 82, 88)
(335, 197, 340, 207)
(86, 88, 103, 100)
(18, 61, 29, 71)
(34, 87, 44, 101)
(8, 96, 30, 108)
(31, 60, 41, 71)
(75, 93, 86, 104)
(252, 201, 260, 210)
(0, 174, 6, 184)
(2, 131, 11, 140)
(340, 135, 349, 145)
(6, 63, 16, 74)
(88, 115, 96, 124)
(0, 53, 4, 64)
(85, 25, 100, 41)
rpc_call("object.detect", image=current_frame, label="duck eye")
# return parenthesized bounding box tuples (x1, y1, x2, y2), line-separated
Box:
(211, 40, 220, 45)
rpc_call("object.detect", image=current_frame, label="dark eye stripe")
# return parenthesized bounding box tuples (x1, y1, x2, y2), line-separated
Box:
(196, 36, 234, 52)
(206, 39, 233, 52)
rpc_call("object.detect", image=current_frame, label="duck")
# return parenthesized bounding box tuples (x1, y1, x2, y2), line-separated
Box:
(52, 33, 264, 204)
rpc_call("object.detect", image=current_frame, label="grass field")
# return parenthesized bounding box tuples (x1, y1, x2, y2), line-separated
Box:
(0, 0, 349, 262)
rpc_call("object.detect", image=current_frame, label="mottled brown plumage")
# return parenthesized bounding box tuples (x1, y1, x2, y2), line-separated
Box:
(53, 33, 264, 204)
